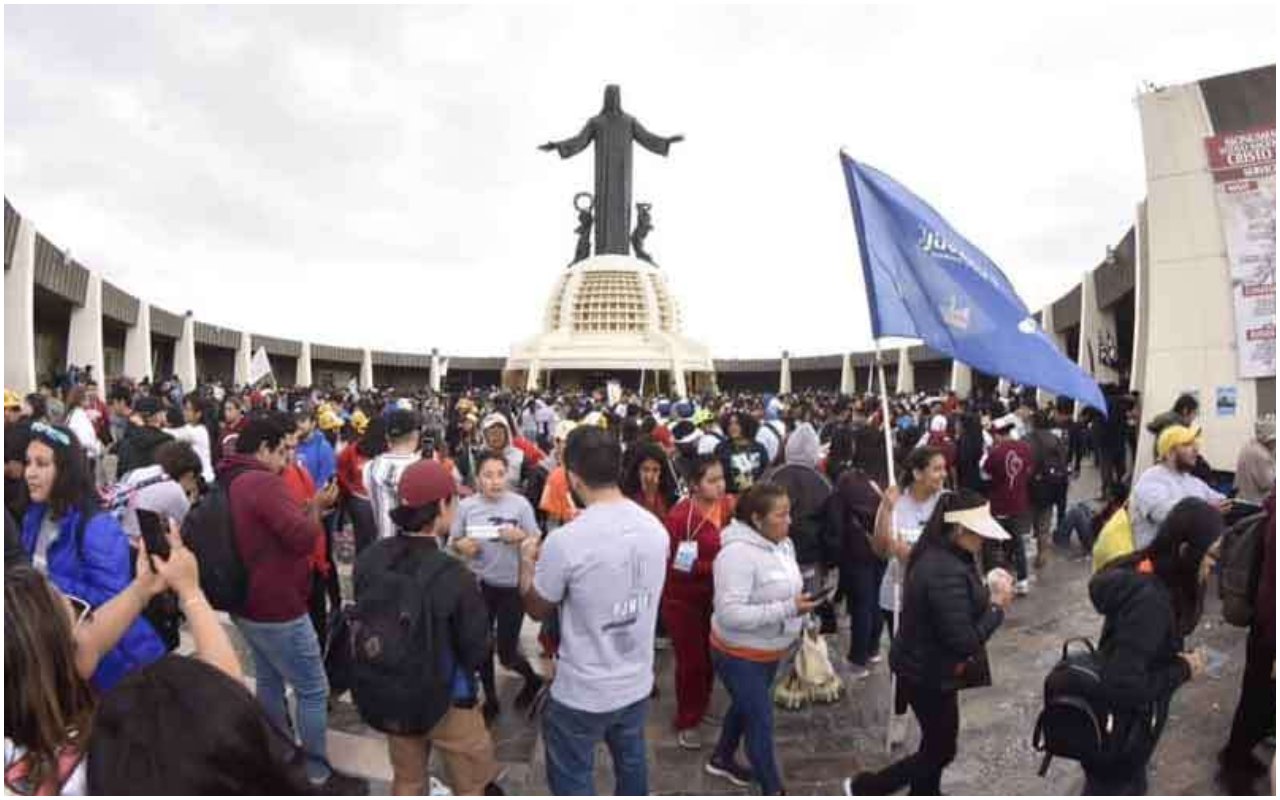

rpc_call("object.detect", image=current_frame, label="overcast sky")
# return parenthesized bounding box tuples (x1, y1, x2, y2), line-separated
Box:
(4, 5, 1275, 358)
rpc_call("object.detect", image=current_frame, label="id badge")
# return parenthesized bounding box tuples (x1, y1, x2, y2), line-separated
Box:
(673, 541, 697, 573)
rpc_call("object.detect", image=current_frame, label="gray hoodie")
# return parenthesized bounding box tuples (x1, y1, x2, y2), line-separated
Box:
(711, 519, 804, 654)
(784, 422, 821, 468)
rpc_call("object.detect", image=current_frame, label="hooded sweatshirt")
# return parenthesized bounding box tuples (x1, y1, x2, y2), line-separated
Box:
(762, 423, 833, 566)
(480, 413, 525, 491)
(711, 519, 804, 658)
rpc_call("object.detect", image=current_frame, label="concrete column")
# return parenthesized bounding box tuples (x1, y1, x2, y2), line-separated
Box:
(174, 312, 197, 389)
(359, 348, 374, 390)
(233, 330, 252, 387)
(997, 377, 1011, 397)
(950, 360, 973, 398)
(296, 341, 313, 387)
(4, 216, 37, 393)
(1036, 303, 1059, 408)
(779, 351, 792, 395)
(123, 302, 152, 382)
(66, 270, 105, 380)
(672, 368, 688, 399)
(840, 353, 856, 395)
(1079, 267, 1120, 386)
(430, 349, 442, 393)
(895, 347, 915, 394)
(525, 359, 540, 391)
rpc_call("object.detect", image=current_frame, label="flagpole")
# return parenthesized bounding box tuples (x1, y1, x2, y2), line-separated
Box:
(873, 339, 901, 755)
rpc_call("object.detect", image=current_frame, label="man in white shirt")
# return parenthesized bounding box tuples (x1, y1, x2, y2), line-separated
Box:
(363, 410, 422, 540)
(517, 426, 668, 796)
(1130, 425, 1227, 550)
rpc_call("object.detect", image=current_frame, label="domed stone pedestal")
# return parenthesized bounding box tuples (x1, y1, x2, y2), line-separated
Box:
(504, 254, 713, 396)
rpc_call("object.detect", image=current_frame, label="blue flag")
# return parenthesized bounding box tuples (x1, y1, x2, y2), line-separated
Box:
(840, 154, 1106, 412)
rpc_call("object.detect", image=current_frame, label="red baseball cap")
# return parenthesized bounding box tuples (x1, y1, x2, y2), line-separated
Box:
(397, 460, 456, 508)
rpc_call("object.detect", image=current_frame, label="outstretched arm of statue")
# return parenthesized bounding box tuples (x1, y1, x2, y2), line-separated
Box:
(633, 120, 683, 155)
(539, 121, 594, 157)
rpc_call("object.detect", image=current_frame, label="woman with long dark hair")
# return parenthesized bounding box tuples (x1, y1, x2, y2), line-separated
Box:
(662, 456, 734, 751)
(715, 411, 770, 495)
(622, 441, 680, 521)
(843, 489, 1015, 795)
(1080, 498, 1220, 794)
(165, 396, 217, 484)
(20, 424, 166, 690)
(954, 411, 990, 494)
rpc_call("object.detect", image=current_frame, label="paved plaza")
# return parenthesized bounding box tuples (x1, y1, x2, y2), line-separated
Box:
(187, 465, 1271, 795)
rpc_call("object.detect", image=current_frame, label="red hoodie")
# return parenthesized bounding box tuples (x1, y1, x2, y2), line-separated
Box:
(220, 454, 324, 622)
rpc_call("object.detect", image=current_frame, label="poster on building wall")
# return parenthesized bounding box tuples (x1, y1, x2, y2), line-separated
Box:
(1203, 126, 1276, 379)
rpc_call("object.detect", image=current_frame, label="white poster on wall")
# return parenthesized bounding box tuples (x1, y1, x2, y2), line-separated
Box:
(1204, 126, 1276, 379)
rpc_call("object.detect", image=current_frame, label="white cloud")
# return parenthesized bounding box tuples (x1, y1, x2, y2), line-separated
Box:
(4, 5, 1274, 357)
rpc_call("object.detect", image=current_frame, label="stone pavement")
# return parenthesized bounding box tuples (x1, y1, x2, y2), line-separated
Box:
(196, 465, 1271, 795)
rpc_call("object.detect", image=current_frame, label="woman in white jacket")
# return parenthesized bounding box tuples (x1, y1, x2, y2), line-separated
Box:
(705, 483, 819, 794)
(63, 386, 103, 465)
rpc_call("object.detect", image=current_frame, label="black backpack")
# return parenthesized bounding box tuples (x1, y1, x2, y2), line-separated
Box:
(1032, 638, 1116, 775)
(348, 547, 453, 735)
(1219, 510, 1269, 627)
(180, 476, 249, 613)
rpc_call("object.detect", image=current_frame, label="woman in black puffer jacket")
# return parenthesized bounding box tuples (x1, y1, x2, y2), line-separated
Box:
(1081, 497, 1221, 795)
(842, 489, 1015, 796)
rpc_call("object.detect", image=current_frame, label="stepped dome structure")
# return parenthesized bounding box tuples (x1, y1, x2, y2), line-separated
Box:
(504, 254, 713, 395)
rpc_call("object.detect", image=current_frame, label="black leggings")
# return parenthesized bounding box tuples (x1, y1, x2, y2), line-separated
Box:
(853, 683, 959, 795)
(478, 582, 538, 706)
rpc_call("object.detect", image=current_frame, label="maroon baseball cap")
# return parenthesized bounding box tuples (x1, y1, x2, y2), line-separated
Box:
(397, 460, 456, 508)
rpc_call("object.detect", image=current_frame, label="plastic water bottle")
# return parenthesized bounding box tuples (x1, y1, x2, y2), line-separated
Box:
(1202, 646, 1228, 680)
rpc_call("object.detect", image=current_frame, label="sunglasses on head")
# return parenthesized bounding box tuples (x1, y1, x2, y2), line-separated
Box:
(30, 421, 72, 448)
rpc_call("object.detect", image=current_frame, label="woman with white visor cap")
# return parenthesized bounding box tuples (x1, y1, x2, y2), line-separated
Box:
(843, 489, 1015, 796)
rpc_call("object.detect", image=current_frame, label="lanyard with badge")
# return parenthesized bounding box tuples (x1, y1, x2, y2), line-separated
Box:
(673, 501, 712, 573)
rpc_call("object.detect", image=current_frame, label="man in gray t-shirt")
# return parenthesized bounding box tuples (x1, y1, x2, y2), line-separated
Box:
(518, 426, 668, 796)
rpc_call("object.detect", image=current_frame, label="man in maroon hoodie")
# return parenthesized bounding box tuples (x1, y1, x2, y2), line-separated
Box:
(221, 414, 364, 794)
(986, 415, 1035, 595)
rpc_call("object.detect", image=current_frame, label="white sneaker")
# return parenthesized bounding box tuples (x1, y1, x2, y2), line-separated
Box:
(1015, 579, 1030, 596)
(677, 729, 702, 750)
(848, 665, 871, 681)
(429, 776, 454, 796)
(868, 654, 883, 665)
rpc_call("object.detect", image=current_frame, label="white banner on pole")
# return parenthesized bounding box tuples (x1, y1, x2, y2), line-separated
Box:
(248, 346, 274, 386)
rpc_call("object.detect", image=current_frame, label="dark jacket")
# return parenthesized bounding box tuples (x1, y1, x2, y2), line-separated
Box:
(825, 469, 882, 569)
(1087, 563, 1191, 762)
(353, 534, 489, 733)
(220, 454, 323, 622)
(1089, 565, 1190, 713)
(21, 503, 166, 689)
(762, 462, 832, 566)
(890, 542, 1004, 692)
(115, 424, 174, 478)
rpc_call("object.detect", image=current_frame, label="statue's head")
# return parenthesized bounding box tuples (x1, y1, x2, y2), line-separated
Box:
(601, 84, 622, 113)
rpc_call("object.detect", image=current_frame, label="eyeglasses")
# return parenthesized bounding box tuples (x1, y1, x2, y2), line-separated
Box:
(30, 421, 71, 448)
(65, 593, 93, 628)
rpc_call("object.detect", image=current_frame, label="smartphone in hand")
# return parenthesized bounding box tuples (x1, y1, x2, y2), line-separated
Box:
(809, 586, 837, 607)
(135, 508, 171, 568)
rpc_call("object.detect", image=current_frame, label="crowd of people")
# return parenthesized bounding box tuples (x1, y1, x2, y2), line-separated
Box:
(3, 369, 1274, 796)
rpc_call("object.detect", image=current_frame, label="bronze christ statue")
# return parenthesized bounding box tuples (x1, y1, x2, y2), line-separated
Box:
(539, 85, 683, 257)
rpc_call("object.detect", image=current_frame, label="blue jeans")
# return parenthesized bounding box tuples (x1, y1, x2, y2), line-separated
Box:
(842, 560, 887, 665)
(542, 696, 649, 795)
(712, 651, 783, 794)
(234, 614, 331, 782)
(1055, 502, 1095, 551)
